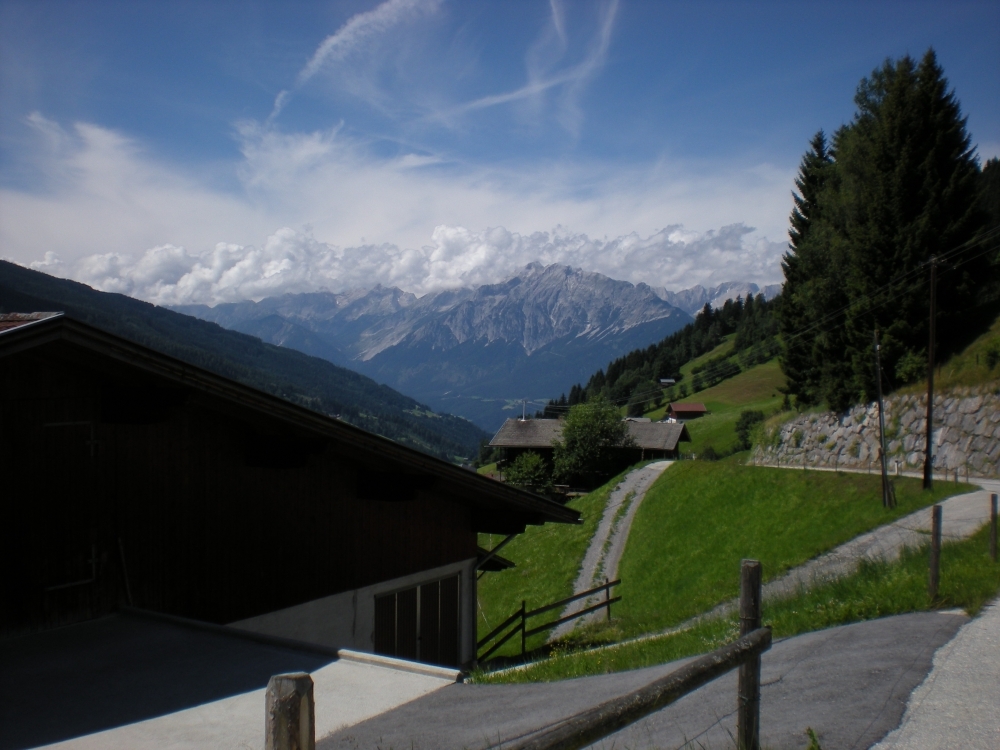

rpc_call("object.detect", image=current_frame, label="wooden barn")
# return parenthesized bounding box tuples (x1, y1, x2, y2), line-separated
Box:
(0, 313, 578, 670)
(489, 417, 690, 467)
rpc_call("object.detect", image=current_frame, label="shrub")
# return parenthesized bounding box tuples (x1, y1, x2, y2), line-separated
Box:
(505, 451, 552, 491)
(735, 410, 766, 450)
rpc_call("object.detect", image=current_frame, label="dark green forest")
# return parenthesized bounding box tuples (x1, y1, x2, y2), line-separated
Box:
(538, 293, 780, 418)
(0, 261, 488, 461)
(781, 50, 1000, 411)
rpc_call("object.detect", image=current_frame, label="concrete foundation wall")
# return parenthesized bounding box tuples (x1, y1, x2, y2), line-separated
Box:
(228, 558, 478, 667)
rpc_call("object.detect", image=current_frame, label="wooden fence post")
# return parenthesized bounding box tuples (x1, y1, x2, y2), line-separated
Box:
(738, 559, 762, 750)
(990, 494, 997, 563)
(929, 505, 942, 600)
(605, 578, 611, 622)
(265, 673, 315, 750)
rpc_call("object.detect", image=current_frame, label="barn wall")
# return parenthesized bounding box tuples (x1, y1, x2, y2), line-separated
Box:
(1, 345, 477, 638)
(228, 557, 478, 664)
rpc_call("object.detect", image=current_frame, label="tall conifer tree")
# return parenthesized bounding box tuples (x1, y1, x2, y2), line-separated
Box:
(779, 50, 992, 411)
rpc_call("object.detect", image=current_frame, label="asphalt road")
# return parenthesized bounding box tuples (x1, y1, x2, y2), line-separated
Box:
(321, 610, 967, 750)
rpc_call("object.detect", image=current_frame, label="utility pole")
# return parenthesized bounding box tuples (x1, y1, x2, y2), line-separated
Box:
(874, 328, 893, 508)
(923, 258, 936, 490)
(521, 399, 526, 421)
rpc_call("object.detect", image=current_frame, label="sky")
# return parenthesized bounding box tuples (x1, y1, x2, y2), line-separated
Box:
(1, 0, 998, 306)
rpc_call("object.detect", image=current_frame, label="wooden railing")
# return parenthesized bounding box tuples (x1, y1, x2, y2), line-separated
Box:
(485, 560, 769, 750)
(477, 579, 621, 663)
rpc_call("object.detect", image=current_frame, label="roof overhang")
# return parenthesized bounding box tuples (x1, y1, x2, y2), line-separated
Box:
(1, 315, 580, 533)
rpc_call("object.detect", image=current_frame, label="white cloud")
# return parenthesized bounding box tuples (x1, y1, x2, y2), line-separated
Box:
(443, 0, 617, 136)
(1, 113, 794, 306)
(270, 0, 442, 121)
(40, 221, 786, 307)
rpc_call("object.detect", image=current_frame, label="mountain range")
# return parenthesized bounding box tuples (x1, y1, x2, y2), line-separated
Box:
(0, 261, 487, 461)
(653, 281, 782, 315)
(173, 265, 780, 430)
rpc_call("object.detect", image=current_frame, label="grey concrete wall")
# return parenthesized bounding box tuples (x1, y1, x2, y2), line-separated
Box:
(228, 558, 478, 667)
(752, 385, 1000, 478)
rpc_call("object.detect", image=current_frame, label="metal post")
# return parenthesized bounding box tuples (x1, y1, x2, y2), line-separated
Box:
(924, 258, 936, 490)
(265, 673, 315, 750)
(929, 505, 942, 600)
(990, 494, 997, 563)
(738, 559, 762, 750)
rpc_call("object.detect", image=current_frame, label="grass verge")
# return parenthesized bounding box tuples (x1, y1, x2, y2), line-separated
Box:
(476, 522, 1000, 683)
(613, 462, 971, 639)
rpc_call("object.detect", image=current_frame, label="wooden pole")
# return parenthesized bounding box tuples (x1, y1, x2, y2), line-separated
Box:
(738, 559, 763, 750)
(605, 578, 611, 622)
(990, 494, 997, 564)
(265, 673, 315, 750)
(874, 329, 892, 508)
(929, 505, 942, 600)
(924, 258, 936, 490)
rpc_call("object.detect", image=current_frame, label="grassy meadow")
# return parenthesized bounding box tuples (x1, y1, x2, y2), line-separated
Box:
(476, 522, 1000, 683)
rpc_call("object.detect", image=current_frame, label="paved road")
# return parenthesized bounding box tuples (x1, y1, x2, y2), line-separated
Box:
(551, 461, 671, 640)
(871, 599, 1000, 749)
(321, 611, 967, 750)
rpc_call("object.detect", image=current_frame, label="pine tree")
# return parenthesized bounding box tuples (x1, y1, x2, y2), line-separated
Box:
(835, 50, 987, 407)
(779, 50, 992, 412)
(779, 130, 833, 405)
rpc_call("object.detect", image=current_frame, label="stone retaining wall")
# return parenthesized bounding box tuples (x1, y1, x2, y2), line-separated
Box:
(752, 384, 1000, 479)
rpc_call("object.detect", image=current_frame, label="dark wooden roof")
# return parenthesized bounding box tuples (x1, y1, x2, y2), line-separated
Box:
(669, 402, 708, 414)
(490, 418, 690, 451)
(0, 314, 579, 530)
(489, 419, 563, 448)
(625, 420, 691, 450)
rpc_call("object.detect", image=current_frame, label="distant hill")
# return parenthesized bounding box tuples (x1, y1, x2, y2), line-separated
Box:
(173, 264, 694, 430)
(0, 261, 487, 461)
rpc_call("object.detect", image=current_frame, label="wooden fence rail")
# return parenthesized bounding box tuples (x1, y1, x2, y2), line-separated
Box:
(493, 560, 769, 750)
(478, 579, 621, 663)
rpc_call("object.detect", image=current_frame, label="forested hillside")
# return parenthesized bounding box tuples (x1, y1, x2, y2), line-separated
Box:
(539, 293, 780, 417)
(0, 261, 488, 461)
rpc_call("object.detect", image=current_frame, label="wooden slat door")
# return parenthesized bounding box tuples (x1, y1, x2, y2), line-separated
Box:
(372, 574, 461, 667)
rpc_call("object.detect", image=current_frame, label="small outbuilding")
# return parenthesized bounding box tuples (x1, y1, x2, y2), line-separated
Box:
(667, 402, 708, 421)
(0, 313, 578, 670)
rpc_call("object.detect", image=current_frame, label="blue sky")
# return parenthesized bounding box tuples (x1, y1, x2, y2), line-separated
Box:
(1, 0, 998, 305)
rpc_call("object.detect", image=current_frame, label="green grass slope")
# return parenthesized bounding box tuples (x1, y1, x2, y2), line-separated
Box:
(481, 522, 1000, 682)
(0, 261, 487, 460)
(902, 311, 1000, 392)
(476, 469, 632, 658)
(647, 358, 786, 456)
(615, 462, 971, 637)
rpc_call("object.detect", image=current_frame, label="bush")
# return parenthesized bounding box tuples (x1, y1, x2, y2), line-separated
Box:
(505, 451, 551, 491)
(895, 350, 926, 384)
(735, 409, 766, 450)
(700, 445, 719, 461)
